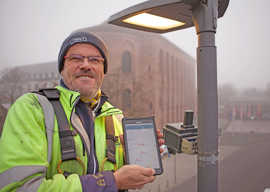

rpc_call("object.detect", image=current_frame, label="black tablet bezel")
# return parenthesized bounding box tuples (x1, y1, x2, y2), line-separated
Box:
(122, 116, 163, 175)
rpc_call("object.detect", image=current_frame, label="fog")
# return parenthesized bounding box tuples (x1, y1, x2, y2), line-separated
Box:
(1, 2, 270, 191)
(1, 0, 270, 89)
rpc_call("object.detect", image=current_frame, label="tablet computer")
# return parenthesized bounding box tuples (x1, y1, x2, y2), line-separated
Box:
(122, 116, 163, 175)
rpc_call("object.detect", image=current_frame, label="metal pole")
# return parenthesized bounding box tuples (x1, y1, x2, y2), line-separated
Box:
(192, 0, 219, 192)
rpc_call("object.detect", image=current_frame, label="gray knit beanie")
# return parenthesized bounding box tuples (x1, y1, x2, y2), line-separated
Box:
(58, 31, 108, 74)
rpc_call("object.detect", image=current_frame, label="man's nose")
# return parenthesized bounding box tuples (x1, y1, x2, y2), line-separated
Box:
(80, 58, 92, 70)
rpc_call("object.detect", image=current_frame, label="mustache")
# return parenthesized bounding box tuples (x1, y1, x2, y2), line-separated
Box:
(74, 71, 96, 78)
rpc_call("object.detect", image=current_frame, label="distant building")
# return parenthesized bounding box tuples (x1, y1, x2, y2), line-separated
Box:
(227, 96, 270, 120)
(0, 23, 196, 129)
(17, 61, 60, 93)
(0, 62, 60, 105)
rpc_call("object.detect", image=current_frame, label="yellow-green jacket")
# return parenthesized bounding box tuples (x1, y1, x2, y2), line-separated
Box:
(0, 86, 124, 192)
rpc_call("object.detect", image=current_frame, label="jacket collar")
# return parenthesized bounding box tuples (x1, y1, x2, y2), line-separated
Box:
(57, 79, 122, 116)
(55, 85, 80, 110)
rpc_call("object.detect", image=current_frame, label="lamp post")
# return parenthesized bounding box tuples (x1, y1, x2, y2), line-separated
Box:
(108, 0, 229, 191)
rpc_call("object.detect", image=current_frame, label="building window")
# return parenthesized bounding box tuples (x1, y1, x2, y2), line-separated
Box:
(122, 89, 131, 109)
(35, 83, 39, 90)
(122, 51, 132, 73)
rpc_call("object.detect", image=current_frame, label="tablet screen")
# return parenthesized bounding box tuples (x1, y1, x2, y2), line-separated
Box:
(122, 117, 163, 175)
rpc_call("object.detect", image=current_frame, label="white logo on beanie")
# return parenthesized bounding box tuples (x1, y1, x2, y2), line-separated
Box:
(69, 36, 88, 45)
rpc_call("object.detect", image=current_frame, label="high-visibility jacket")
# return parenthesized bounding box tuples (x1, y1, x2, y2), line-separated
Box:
(0, 86, 124, 192)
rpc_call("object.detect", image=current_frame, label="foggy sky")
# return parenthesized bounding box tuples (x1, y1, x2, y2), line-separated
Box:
(1, 0, 270, 90)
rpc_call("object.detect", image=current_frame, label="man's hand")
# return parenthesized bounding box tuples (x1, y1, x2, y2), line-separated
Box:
(156, 129, 165, 153)
(113, 165, 155, 190)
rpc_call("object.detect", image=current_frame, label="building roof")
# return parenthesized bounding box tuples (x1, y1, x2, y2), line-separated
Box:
(17, 61, 57, 74)
(230, 95, 270, 104)
(5, 23, 194, 76)
(78, 23, 194, 60)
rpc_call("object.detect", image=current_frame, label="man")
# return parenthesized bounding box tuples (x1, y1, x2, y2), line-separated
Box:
(0, 31, 161, 191)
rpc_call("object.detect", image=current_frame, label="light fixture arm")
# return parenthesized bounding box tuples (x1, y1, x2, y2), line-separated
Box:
(193, 0, 218, 34)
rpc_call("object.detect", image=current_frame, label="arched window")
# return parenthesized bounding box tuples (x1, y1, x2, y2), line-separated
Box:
(122, 89, 131, 109)
(122, 51, 132, 73)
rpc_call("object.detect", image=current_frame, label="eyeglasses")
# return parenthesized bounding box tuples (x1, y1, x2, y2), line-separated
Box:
(64, 54, 104, 65)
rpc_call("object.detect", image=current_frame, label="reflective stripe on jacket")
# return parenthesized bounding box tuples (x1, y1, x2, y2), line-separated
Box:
(0, 86, 124, 192)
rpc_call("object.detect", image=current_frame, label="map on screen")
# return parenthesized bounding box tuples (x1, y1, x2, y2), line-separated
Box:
(124, 119, 162, 172)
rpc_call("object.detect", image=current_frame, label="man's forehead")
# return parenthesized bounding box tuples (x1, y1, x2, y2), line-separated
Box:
(66, 43, 102, 55)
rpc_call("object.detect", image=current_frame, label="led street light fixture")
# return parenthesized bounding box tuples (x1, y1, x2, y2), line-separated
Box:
(108, 0, 194, 33)
(122, 13, 185, 30)
(108, 0, 230, 33)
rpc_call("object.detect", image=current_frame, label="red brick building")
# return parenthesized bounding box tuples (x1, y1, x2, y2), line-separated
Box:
(81, 24, 196, 129)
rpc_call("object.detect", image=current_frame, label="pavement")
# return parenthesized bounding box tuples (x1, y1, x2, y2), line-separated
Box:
(168, 120, 270, 192)
(225, 120, 270, 134)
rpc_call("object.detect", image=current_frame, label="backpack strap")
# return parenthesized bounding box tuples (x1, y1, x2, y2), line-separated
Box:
(100, 115, 118, 171)
(39, 88, 77, 162)
(35, 88, 85, 175)
(105, 116, 117, 164)
(34, 93, 55, 164)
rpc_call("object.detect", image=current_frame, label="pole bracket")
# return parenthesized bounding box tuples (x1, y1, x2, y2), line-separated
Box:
(198, 152, 219, 167)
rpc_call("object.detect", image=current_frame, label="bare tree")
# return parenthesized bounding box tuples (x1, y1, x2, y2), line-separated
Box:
(0, 67, 26, 105)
